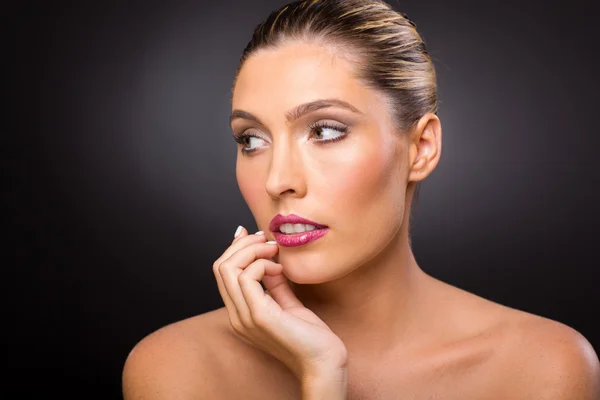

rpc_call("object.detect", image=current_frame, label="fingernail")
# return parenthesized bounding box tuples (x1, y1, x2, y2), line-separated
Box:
(234, 225, 243, 238)
(255, 231, 264, 235)
(265, 241, 277, 245)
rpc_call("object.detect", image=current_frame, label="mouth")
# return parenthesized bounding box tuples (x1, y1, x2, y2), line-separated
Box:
(269, 213, 328, 233)
(269, 213, 329, 247)
(276, 223, 326, 235)
(272, 228, 329, 247)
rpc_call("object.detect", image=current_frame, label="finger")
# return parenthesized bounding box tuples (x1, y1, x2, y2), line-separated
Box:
(238, 259, 284, 323)
(213, 226, 269, 333)
(213, 226, 266, 306)
(219, 242, 279, 326)
(215, 227, 267, 269)
(262, 271, 304, 310)
(233, 225, 246, 241)
(213, 226, 260, 330)
(214, 259, 242, 331)
(233, 226, 265, 244)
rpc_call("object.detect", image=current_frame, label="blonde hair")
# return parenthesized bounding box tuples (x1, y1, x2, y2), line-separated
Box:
(234, 0, 438, 134)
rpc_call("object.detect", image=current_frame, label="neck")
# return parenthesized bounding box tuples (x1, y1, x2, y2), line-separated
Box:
(291, 220, 428, 357)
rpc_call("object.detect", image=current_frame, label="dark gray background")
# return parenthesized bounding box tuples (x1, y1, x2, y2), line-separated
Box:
(8, 0, 599, 398)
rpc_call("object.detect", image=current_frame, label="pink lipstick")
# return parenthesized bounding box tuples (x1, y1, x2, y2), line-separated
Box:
(269, 213, 329, 247)
(272, 228, 329, 247)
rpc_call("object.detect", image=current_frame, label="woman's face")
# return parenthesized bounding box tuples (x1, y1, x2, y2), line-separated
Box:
(231, 41, 413, 284)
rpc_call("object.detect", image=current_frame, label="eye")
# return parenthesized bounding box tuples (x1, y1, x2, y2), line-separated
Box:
(309, 122, 349, 144)
(232, 132, 268, 155)
(232, 121, 349, 156)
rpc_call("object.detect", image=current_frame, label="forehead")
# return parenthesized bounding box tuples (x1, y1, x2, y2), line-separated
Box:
(232, 41, 382, 117)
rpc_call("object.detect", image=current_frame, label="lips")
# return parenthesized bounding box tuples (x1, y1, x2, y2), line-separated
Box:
(269, 213, 328, 233)
(272, 228, 329, 247)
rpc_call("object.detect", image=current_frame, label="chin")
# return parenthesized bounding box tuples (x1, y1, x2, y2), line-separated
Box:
(277, 252, 346, 285)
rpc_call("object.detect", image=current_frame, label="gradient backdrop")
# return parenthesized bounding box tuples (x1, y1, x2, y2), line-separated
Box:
(9, 0, 599, 398)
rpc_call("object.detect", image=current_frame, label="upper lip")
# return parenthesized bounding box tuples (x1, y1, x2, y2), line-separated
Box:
(269, 213, 328, 232)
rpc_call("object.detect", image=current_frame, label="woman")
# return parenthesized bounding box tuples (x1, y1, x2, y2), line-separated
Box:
(122, 0, 599, 398)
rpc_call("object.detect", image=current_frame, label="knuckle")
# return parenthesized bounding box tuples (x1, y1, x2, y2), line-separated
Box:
(237, 269, 246, 282)
(218, 260, 232, 274)
(261, 258, 275, 268)
(237, 269, 252, 286)
(230, 318, 244, 334)
(252, 311, 269, 328)
(239, 313, 255, 329)
(253, 258, 267, 267)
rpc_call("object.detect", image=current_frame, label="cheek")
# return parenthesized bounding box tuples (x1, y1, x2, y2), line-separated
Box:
(236, 162, 264, 211)
(318, 140, 402, 220)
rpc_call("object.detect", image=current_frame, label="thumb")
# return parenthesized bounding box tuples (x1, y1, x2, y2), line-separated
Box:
(262, 268, 303, 310)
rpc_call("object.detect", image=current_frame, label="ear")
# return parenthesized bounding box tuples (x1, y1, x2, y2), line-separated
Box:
(407, 113, 442, 183)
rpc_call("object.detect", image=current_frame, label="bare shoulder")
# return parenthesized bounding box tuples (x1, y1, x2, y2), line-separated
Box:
(447, 280, 600, 400)
(121, 308, 240, 400)
(428, 279, 599, 399)
(122, 307, 299, 400)
(492, 309, 600, 399)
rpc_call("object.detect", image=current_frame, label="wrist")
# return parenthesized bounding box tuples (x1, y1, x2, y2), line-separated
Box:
(301, 367, 348, 400)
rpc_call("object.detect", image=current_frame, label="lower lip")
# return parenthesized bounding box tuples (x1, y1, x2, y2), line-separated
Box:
(273, 228, 329, 247)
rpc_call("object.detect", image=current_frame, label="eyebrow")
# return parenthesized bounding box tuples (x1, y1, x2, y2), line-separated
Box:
(229, 98, 362, 127)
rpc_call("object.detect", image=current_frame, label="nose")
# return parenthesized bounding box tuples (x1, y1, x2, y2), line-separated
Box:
(264, 138, 306, 199)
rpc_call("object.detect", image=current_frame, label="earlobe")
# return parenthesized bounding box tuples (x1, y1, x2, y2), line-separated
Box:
(407, 113, 442, 182)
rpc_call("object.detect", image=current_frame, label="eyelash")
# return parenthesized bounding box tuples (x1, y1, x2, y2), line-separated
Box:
(233, 122, 349, 155)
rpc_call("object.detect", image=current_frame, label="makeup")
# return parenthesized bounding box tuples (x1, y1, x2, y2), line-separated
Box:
(272, 228, 329, 247)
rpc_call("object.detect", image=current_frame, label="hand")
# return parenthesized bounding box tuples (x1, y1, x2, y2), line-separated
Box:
(213, 226, 348, 381)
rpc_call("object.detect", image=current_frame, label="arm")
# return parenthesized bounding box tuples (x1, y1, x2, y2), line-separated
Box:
(302, 368, 348, 400)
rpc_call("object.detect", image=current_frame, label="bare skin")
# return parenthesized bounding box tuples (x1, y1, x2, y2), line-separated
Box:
(122, 282, 599, 399)
(122, 40, 600, 399)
